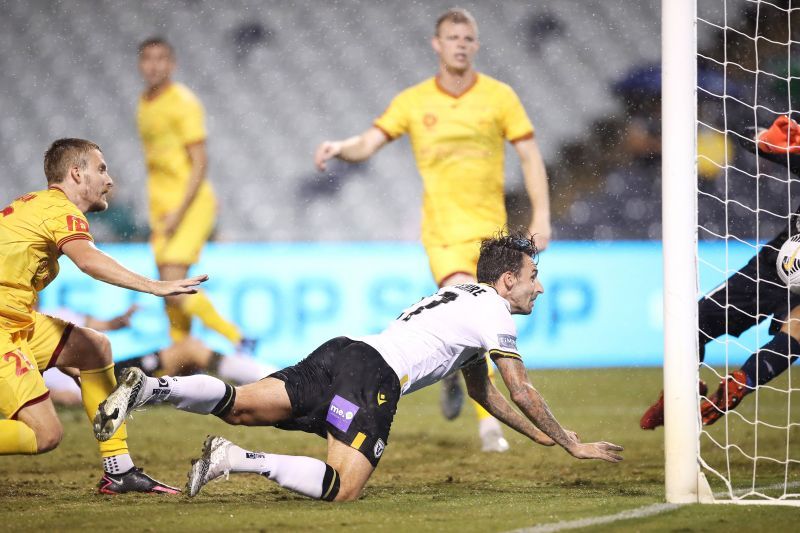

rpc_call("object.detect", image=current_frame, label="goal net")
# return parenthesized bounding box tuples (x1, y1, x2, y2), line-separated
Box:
(666, 0, 800, 505)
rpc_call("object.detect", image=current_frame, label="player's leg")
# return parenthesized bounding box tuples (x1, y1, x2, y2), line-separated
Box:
(156, 197, 250, 350)
(0, 332, 61, 455)
(36, 314, 178, 493)
(641, 239, 784, 429)
(701, 303, 800, 425)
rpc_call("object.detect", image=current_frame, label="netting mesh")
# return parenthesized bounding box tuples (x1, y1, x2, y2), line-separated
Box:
(695, 0, 800, 503)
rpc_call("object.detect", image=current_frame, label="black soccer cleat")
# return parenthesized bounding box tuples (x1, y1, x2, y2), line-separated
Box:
(98, 467, 181, 495)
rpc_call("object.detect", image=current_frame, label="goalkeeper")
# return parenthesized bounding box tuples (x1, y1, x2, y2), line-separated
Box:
(642, 115, 800, 428)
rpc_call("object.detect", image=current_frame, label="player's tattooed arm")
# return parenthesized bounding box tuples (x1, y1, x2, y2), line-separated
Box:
(494, 356, 624, 463)
(461, 359, 555, 446)
(492, 356, 576, 449)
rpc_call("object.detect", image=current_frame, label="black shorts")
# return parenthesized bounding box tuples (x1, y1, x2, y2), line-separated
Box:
(269, 337, 401, 467)
(699, 231, 796, 360)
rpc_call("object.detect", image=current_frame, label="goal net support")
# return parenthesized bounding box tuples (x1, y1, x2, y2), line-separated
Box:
(664, 0, 800, 505)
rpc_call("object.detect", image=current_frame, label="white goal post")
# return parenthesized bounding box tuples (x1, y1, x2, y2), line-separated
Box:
(663, 0, 800, 506)
(662, 0, 705, 505)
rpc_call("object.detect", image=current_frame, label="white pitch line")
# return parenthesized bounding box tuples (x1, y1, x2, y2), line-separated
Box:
(506, 503, 681, 533)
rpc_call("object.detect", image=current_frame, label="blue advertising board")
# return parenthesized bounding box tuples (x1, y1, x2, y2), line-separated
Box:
(37, 241, 768, 369)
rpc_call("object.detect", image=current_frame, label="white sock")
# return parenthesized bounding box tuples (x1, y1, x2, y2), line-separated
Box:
(216, 355, 276, 385)
(226, 444, 334, 500)
(143, 375, 227, 414)
(103, 453, 134, 474)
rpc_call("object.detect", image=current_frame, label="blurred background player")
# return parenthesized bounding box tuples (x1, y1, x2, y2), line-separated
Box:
(314, 8, 552, 452)
(95, 230, 623, 502)
(0, 138, 205, 493)
(43, 306, 276, 406)
(641, 115, 800, 428)
(137, 37, 255, 355)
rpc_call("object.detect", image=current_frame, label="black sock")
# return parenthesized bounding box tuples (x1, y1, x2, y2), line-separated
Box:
(741, 332, 800, 387)
(320, 464, 340, 502)
(211, 383, 236, 418)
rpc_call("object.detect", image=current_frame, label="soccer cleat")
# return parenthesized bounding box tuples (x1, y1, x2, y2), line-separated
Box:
(186, 435, 234, 497)
(93, 367, 148, 442)
(440, 373, 464, 420)
(640, 380, 708, 430)
(701, 370, 751, 426)
(479, 417, 510, 453)
(98, 467, 180, 495)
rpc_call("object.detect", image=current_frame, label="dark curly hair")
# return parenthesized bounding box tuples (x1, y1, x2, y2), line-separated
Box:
(476, 228, 539, 284)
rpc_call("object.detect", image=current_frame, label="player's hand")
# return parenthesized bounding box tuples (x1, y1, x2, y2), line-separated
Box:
(528, 220, 551, 251)
(151, 275, 209, 297)
(107, 304, 139, 330)
(314, 141, 342, 171)
(566, 441, 624, 463)
(758, 115, 800, 154)
(160, 210, 182, 238)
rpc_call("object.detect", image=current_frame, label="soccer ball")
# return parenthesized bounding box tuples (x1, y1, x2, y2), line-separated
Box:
(776, 234, 800, 291)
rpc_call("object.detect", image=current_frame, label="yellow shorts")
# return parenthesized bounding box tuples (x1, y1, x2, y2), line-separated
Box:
(0, 313, 72, 419)
(426, 240, 481, 286)
(151, 194, 216, 266)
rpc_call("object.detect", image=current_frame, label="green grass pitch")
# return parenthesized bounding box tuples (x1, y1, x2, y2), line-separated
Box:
(2, 367, 798, 531)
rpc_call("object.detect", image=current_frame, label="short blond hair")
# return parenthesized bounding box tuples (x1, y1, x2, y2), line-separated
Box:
(43, 138, 101, 184)
(435, 7, 478, 36)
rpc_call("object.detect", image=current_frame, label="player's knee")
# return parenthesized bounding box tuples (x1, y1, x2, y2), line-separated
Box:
(333, 484, 362, 502)
(33, 421, 63, 453)
(92, 331, 113, 366)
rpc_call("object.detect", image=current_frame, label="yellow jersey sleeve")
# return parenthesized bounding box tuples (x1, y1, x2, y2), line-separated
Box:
(500, 85, 534, 143)
(373, 91, 411, 140)
(44, 201, 93, 250)
(175, 91, 206, 145)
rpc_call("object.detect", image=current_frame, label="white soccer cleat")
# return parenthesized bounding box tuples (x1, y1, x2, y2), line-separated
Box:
(93, 367, 148, 441)
(479, 417, 510, 453)
(186, 435, 234, 497)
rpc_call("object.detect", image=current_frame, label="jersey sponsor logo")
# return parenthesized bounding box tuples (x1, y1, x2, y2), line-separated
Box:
(66, 215, 89, 233)
(423, 113, 437, 129)
(497, 334, 518, 350)
(374, 438, 385, 459)
(377, 392, 387, 406)
(327, 395, 360, 433)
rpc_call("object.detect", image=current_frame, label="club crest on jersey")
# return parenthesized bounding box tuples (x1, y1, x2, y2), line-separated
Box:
(327, 395, 359, 432)
(374, 438, 385, 459)
(423, 113, 437, 129)
(498, 334, 518, 350)
(377, 392, 387, 406)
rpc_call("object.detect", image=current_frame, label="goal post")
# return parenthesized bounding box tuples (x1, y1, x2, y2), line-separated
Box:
(662, 0, 704, 504)
(663, 0, 800, 506)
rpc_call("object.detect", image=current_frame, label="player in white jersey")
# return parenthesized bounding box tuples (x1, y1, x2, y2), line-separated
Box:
(93, 230, 623, 502)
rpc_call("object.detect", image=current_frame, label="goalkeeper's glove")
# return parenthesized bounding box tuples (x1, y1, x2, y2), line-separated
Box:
(757, 115, 800, 154)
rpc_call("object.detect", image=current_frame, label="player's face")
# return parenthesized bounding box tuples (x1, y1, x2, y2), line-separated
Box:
(138, 44, 175, 89)
(432, 21, 479, 74)
(79, 150, 114, 213)
(507, 257, 544, 315)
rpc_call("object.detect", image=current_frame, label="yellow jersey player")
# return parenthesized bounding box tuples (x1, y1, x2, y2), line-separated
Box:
(314, 9, 551, 452)
(0, 138, 206, 493)
(137, 37, 253, 353)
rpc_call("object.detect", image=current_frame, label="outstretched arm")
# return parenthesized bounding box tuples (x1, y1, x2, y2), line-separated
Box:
(61, 239, 207, 296)
(314, 127, 389, 171)
(492, 355, 624, 462)
(461, 359, 556, 446)
(515, 137, 551, 251)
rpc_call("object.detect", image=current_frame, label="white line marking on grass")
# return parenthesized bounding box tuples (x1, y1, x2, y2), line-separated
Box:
(507, 503, 681, 533)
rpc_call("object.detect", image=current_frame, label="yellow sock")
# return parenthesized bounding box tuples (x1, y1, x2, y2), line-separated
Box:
(0, 419, 37, 455)
(165, 303, 192, 342)
(80, 364, 129, 458)
(181, 291, 242, 344)
(472, 356, 495, 421)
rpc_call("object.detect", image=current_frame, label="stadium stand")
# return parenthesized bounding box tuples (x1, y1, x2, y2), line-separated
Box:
(0, 0, 660, 241)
